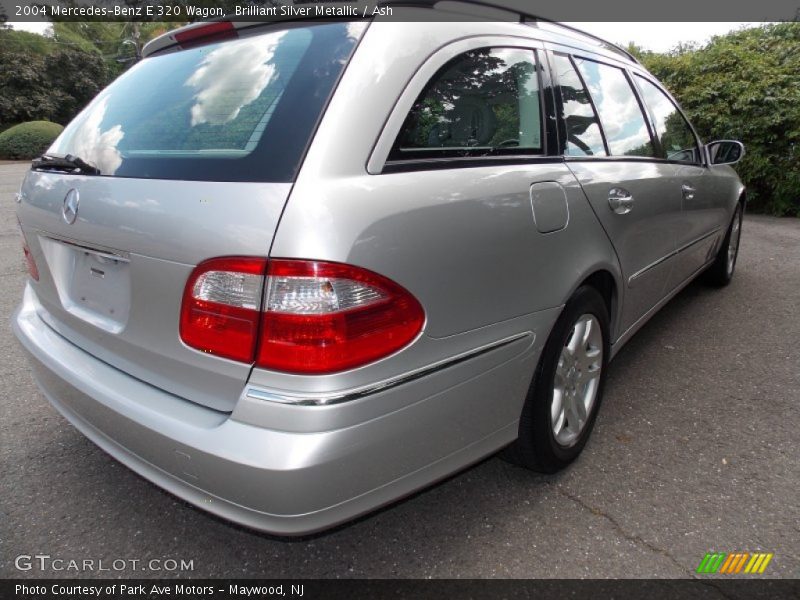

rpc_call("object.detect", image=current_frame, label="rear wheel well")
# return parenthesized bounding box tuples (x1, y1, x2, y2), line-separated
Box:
(579, 270, 617, 334)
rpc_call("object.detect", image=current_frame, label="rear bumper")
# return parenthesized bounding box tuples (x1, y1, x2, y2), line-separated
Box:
(13, 284, 548, 535)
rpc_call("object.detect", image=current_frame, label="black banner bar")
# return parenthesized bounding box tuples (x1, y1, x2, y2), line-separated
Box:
(1, 0, 800, 23)
(3, 579, 800, 600)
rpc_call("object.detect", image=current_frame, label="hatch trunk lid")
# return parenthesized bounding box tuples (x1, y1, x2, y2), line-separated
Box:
(19, 173, 289, 412)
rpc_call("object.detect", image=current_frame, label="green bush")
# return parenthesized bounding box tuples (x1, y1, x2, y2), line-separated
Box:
(0, 121, 64, 160)
(633, 23, 800, 216)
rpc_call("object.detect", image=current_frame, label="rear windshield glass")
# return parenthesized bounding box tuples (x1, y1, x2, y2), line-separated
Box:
(47, 22, 364, 182)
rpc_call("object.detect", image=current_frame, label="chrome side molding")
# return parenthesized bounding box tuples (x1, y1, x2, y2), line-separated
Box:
(245, 332, 533, 406)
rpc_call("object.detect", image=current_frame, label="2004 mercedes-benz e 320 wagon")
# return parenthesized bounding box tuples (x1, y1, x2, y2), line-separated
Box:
(13, 5, 746, 535)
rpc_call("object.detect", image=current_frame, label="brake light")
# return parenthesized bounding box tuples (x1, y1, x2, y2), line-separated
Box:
(179, 258, 425, 373)
(180, 257, 267, 363)
(174, 21, 237, 48)
(256, 260, 425, 374)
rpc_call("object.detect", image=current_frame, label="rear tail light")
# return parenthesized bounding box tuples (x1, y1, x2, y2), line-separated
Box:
(180, 258, 424, 374)
(17, 221, 39, 281)
(257, 260, 425, 374)
(180, 257, 267, 363)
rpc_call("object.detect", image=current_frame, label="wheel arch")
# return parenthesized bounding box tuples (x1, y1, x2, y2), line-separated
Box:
(577, 269, 620, 343)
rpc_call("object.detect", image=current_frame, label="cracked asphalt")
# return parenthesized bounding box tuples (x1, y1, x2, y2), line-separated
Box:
(1, 162, 798, 579)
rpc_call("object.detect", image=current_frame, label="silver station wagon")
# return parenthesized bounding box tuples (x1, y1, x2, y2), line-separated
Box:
(13, 4, 746, 534)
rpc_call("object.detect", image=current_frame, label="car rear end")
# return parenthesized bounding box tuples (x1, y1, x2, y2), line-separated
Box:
(12, 17, 551, 534)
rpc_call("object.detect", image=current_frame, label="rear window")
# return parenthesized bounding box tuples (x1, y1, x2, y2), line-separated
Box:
(47, 22, 364, 182)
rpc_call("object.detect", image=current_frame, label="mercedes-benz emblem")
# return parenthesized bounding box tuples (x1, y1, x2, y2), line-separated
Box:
(62, 189, 79, 225)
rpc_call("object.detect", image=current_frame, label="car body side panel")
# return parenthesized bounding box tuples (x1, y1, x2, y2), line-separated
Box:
(263, 22, 624, 401)
(668, 164, 743, 291)
(566, 159, 682, 333)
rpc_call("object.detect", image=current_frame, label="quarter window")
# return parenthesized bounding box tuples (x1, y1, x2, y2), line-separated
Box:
(635, 75, 701, 163)
(573, 58, 655, 158)
(390, 48, 543, 160)
(551, 53, 605, 156)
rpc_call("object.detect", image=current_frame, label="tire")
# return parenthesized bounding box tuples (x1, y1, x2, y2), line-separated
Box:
(503, 286, 610, 473)
(704, 202, 743, 287)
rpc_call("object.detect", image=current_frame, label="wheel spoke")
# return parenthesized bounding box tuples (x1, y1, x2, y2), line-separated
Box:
(566, 393, 582, 432)
(582, 365, 601, 383)
(580, 346, 602, 372)
(573, 390, 588, 423)
(551, 389, 565, 434)
(581, 317, 593, 345)
(556, 354, 568, 379)
(567, 320, 587, 354)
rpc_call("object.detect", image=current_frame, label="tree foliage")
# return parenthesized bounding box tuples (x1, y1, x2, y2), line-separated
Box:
(0, 27, 57, 55)
(0, 22, 173, 129)
(631, 23, 800, 216)
(0, 42, 109, 127)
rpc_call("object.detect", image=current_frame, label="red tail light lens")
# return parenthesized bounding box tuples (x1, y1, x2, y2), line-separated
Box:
(256, 260, 425, 374)
(180, 257, 267, 363)
(18, 222, 39, 281)
(180, 258, 424, 373)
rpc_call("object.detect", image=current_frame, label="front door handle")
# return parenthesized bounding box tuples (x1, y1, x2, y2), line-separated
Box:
(682, 183, 696, 200)
(608, 187, 634, 215)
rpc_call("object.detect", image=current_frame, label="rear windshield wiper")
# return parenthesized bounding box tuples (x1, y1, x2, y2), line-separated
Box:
(32, 154, 101, 176)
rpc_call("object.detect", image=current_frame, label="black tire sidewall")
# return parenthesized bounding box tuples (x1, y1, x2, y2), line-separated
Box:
(725, 204, 744, 279)
(528, 286, 611, 468)
(706, 202, 743, 287)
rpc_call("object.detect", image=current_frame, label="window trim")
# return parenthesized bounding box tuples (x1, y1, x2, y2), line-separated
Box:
(384, 46, 549, 168)
(539, 48, 561, 157)
(623, 68, 660, 158)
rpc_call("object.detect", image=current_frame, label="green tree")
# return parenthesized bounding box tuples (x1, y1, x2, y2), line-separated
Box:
(52, 21, 180, 74)
(0, 47, 109, 127)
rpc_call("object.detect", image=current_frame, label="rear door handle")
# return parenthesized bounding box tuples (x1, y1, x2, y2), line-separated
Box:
(682, 183, 696, 200)
(608, 187, 634, 214)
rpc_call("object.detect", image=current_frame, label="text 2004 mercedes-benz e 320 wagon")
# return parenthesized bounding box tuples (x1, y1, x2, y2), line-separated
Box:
(13, 4, 745, 534)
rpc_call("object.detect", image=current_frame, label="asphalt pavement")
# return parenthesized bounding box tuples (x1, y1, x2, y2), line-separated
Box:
(1, 162, 798, 579)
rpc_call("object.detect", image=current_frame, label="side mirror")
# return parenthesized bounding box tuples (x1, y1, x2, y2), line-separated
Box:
(707, 140, 745, 165)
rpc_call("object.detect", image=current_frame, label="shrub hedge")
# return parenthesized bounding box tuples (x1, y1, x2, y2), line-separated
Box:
(0, 121, 64, 160)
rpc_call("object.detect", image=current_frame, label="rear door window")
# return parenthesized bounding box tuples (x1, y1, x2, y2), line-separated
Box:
(573, 58, 655, 158)
(390, 48, 543, 160)
(551, 53, 606, 156)
(47, 22, 364, 182)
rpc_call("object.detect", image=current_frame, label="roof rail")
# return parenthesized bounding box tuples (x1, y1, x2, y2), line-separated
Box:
(376, 0, 640, 64)
(142, 0, 639, 65)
